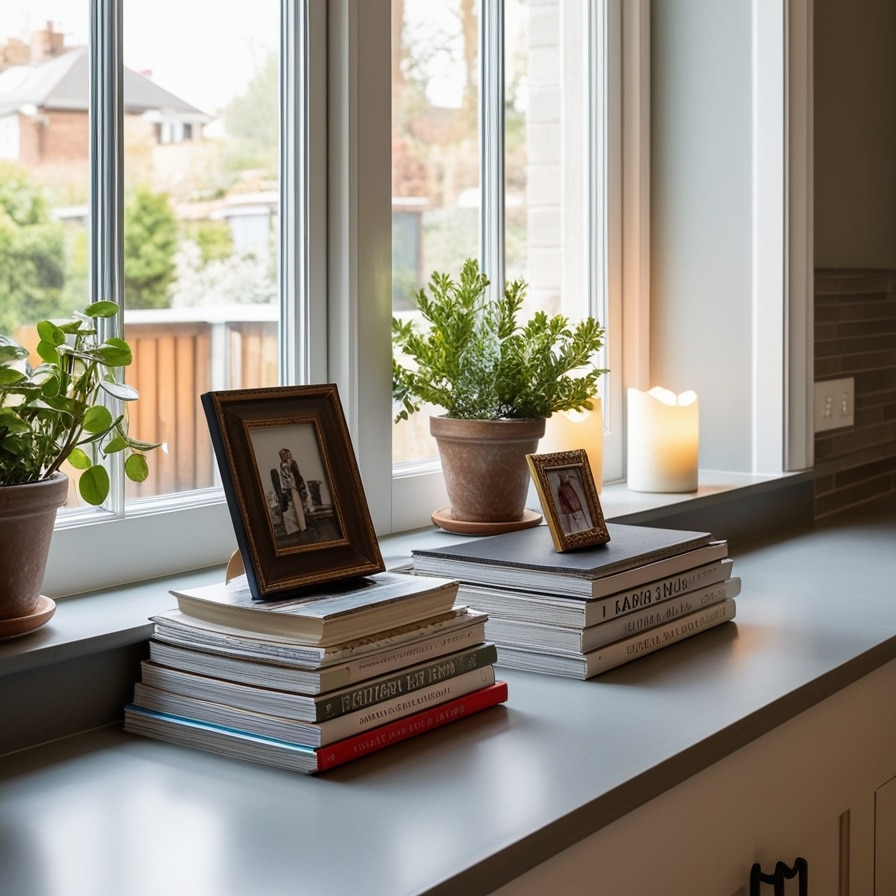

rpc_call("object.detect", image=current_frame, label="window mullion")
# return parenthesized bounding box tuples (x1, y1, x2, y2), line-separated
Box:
(589, 0, 609, 342)
(280, 0, 309, 385)
(89, 0, 125, 516)
(479, 0, 505, 292)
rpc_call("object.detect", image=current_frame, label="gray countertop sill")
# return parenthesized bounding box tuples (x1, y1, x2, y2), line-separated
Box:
(1, 485, 894, 896)
(0, 471, 811, 680)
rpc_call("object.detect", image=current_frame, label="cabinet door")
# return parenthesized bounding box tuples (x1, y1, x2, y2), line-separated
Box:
(752, 814, 843, 896)
(876, 776, 896, 894)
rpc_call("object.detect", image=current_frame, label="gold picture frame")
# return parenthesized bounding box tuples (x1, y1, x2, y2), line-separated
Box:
(202, 384, 384, 599)
(526, 449, 610, 552)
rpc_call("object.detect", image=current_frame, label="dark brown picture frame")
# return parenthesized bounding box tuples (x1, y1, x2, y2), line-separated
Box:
(526, 449, 610, 552)
(202, 384, 384, 599)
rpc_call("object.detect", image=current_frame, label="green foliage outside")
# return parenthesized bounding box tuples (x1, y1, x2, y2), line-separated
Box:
(0, 163, 67, 333)
(181, 219, 234, 264)
(393, 258, 607, 421)
(124, 187, 178, 310)
(221, 51, 278, 178)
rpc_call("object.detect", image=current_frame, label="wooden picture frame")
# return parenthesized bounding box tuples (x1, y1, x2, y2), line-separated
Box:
(526, 449, 610, 552)
(202, 384, 384, 599)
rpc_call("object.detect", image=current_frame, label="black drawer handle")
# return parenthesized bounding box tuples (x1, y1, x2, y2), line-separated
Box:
(750, 857, 808, 896)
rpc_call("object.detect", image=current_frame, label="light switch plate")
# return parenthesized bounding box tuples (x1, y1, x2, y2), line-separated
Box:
(814, 377, 855, 432)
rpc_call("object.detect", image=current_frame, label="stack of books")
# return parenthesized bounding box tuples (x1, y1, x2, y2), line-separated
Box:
(124, 571, 507, 773)
(410, 523, 739, 679)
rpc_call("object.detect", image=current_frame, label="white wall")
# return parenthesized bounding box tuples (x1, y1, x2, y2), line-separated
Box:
(649, 0, 787, 473)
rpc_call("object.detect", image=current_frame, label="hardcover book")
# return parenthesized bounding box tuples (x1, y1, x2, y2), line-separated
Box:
(140, 641, 498, 723)
(460, 559, 735, 628)
(494, 598, 737, 679)
(412, 524, 724, 598)
(170, 570, 460, 645)
(149, 607, 489, 694)
(131, 664, 496, 748)
(484, 578, 740, 654)
(124, 680, 509, 774)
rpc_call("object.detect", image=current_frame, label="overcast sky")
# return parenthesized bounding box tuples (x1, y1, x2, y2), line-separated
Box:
(0, 1, 278, 114)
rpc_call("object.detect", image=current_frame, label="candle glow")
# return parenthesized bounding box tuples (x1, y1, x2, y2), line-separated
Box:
(626, 387, 699, 493)
(541, 397, 603, 491)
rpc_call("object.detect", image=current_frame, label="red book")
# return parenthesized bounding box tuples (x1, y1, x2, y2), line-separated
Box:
(124, 680, 509, 774)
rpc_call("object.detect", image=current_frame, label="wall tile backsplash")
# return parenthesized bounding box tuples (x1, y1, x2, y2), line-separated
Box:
(814, 270, 896, 518)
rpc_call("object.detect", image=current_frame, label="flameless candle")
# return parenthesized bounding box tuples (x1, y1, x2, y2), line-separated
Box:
(541, 397, 603, 491)
(626, 387, 699, 493)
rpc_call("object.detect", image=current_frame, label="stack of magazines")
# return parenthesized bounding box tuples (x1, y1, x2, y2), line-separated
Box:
(410, 523, 739, 679)
(124, 571, 506, 773)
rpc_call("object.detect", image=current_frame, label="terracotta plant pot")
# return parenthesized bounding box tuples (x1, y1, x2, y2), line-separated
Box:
(430, 416, 545, 523)
(0, 473, 68, 620)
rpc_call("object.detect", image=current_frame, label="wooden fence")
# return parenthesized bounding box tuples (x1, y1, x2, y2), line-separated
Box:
(13, 310, 277, 502)
(126, 314, 278, 498)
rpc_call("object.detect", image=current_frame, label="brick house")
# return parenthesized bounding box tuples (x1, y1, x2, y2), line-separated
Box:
(0, 23, 210, 191)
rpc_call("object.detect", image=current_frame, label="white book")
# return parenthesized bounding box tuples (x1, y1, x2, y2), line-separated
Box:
(486, 578, 740, 654)
(494, 599, 737, 679)
(150, 606, 488, 693)
(460, 559, 734, 627)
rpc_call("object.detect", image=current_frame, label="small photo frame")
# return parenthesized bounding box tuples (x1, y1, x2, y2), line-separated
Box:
(526, 449, 610, 552)
(202, 384, 384, 599)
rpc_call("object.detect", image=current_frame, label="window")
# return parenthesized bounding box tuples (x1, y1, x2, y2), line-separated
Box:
(0, 0, 313, 595)
(3, 0, 812, 599)
(389, 0, 621, 526)
(1, 0, 622, 591)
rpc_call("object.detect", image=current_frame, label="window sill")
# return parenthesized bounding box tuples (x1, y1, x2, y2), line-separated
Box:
(0, 471, 813, 754)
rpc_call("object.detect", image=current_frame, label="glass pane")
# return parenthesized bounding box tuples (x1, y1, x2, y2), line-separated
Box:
(391, 0, 595, 465)
(0, 9, 91, 333)
(391, 0, 480, 463)
(0, 9, 90, 509)
(506, 0, 590, 323)
(123, 0, 280, 500)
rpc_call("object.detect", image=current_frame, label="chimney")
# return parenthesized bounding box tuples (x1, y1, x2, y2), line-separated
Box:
(0, 37, 30, 72)
(31, 21, 66, 63)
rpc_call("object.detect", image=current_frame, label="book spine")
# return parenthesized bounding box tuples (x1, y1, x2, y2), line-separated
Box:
(315, 681, 509, 771)
(317, 665, 496, 744)
(465, 560, 734, 628)
(125, 681, 509, 774)
(486, 579, 739, 654)
(581, 578, 739, 650)
(585, 560, 734, 625)
(329, 623, 488, 689)
(314, 642, 498, 721)
(585, 598, 736, 675)
(149, 620, 488, 694)
(143, 643, 498, 722)
(133, 665, 497, 747)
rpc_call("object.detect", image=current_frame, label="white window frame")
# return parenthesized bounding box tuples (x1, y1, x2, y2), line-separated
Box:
(44, 0, 323, 596)
(42, 0, 812, 598)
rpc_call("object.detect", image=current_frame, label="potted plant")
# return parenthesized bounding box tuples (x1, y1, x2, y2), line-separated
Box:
(393, 258, 606, 532)
(0, 301, 158, 631)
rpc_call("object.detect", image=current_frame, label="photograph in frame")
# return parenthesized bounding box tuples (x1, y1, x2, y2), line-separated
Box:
(526, 449, 610, 552)
(202, 384, 384, 599)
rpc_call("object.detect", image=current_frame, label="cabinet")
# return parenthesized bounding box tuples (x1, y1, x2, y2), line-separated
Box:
(875, 774, 896, 893)
(492, 658, 896, 896)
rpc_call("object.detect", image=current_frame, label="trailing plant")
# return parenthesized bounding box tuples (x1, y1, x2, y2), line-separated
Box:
(393, 257, 607, 421)
(0, 301, 159, 503)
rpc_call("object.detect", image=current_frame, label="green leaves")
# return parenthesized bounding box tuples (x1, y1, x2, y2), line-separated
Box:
(392, 258, 607, 422)
(0, 335, 30, 364)
(0, 302, 158, 496)
(78, 464, 110, 506)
